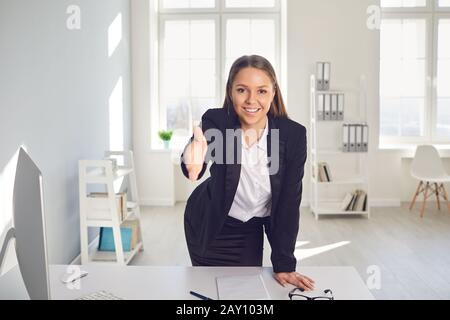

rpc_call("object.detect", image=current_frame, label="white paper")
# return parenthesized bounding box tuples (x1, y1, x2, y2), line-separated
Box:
(216, 274, 271, 300)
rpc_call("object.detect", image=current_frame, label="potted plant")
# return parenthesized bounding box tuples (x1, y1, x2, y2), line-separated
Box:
(158, 130, 173, 149)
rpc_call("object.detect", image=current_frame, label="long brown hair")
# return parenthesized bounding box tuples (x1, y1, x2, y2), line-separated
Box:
(222, 55, 288, 119)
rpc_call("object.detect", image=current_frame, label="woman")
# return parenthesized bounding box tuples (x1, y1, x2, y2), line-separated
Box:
(181, 55, 314, 290)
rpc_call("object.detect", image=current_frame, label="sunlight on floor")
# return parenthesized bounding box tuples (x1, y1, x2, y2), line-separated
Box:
(294, 240, 351, 260)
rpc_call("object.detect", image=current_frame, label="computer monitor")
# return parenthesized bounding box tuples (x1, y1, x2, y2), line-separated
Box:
(0, 147, 50, 300)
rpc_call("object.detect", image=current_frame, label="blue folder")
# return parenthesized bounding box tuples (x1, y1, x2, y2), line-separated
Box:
(98, 227, 132, 252)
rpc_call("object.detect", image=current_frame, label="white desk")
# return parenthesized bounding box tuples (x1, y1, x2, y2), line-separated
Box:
(0, 264, 374, 300)
(52, 265, 376, 300)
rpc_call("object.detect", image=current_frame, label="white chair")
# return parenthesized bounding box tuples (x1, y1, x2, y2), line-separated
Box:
(409, 145, 450, 218)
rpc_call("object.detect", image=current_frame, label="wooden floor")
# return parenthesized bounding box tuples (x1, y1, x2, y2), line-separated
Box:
(131, 202, 450, 300)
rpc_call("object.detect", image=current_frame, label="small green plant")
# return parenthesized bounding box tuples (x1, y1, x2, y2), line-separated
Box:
(158, 130, 173, 141)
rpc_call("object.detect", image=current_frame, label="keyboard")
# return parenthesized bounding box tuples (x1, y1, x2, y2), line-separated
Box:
(76, 290, 123, 300)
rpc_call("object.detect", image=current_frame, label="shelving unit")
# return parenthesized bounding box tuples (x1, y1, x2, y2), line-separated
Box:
(79, 150, 144, 265)
(310, 74, 370, 220)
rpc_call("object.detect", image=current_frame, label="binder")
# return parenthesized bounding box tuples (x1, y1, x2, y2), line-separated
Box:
(318, 163, 327, 182)
(355, 191, 367, 212)
(316, 62, 324, 90)
(331, 94, 338, 120)
(355, 124, 363, 152)
(363, 125, 369, 152)
(338, 94, 344, 120)
(346, 192, 357, 211)
(317, 94, 324, 120)
(323, 62, 331, 90)
(349, 125, 356, 152)
(324, 162, 333, 181)
(343, 124, 349, 152)
(98, 227, 133, 252)
(324, 94, 331, 120)
(363, 193, 368, 211)
(351, 190, 361, 211)
(341, 193, 354, 211)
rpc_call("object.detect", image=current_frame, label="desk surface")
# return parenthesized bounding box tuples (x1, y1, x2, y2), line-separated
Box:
(49, 265, 374, 300)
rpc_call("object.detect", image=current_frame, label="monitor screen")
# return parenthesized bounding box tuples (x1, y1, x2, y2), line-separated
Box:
(12, 148, 50, 300)
(0, 150, 18, 276)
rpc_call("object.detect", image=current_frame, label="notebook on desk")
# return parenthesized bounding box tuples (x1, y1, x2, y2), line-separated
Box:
(216, 274, 271, 300)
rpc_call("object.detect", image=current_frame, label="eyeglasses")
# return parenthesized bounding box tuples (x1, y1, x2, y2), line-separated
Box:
(288, 288, 334, 300)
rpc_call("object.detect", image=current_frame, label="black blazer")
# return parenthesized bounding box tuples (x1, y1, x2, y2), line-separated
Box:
(181, 108, 307, 273)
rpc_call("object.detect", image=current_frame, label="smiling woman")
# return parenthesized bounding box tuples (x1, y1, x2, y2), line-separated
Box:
(180, 55, 315, 291)
(225, 56, 288, 129)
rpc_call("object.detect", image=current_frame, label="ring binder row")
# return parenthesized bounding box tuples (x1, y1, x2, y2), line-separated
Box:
(342, 124, 369, 152)
(316, 93, 344, 121)
(316, 62, 331, 91)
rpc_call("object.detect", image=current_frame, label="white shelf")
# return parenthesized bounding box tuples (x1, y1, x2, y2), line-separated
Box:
(311, 202, 369, 216)
(316, 90, 346, 94)
(85, 168, 133, 183)
(127, 201, 138, 209)
(86, 207, 139, 226)
(312, 178, 367, 185)
(90, 241, 143, 264)
(310, 73, 370, 220)
(312, 149, 370, 155)
(79, 151, 144, 265)
(121, 208, 138, 224)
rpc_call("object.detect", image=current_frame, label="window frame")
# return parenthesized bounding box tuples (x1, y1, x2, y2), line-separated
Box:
(220, 0, 281, 13)
(436, 0, 450, 12)
(379, 13, 433, 146)
(158, 0, 220, 13)
(380, 2, 450, 148)
(156, 0, 282, 149)
(220, 12, 281, 99)
(381, 0, 433, 13)
(158, 0, 281, 13)
(433, 14, 450, 142)
(158, 13, 221, 132)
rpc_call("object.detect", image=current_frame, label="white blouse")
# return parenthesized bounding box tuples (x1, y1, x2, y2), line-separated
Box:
(228, 120, 272, 222)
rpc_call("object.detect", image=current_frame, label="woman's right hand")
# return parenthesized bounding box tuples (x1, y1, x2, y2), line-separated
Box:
(183, 126, 208, 181)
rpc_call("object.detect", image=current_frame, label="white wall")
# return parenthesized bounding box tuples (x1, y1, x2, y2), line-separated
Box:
(131, 0, 175, 206)
(288, 0, 450, 205)
(0, 0, 132, 264)
(132, 0, 450, 207)
(287, 0, 389, 205)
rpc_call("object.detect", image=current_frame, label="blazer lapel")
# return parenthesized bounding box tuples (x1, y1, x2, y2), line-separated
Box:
(223, 108, 242, 216)
(222, 110, 285, 217)
(268, 116, 285, 217)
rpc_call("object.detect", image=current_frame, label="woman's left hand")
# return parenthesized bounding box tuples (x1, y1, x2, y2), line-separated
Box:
(274, 272, 315, 291)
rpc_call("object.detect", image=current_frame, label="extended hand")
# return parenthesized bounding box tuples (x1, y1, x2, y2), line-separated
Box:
(274, 272, 315, 291)
(183, 126, 208, 181)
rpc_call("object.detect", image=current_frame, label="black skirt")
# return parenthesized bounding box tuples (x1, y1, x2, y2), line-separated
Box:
(185, 215, 270, 267)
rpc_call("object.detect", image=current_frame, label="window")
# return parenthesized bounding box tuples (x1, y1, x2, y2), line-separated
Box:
(437, 19, 450, 137)
(380, 0, 450, 146)
(162, 0, 216, 9)
(160, 17, 218, 133)
(157, 0, 282, 149)
(381, 0, 427, 8)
